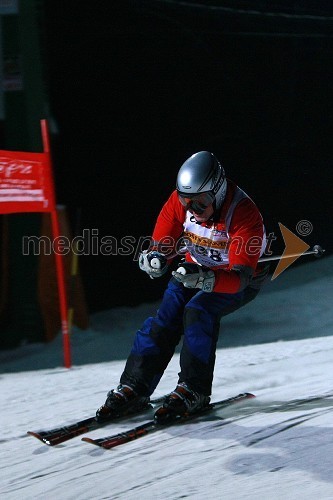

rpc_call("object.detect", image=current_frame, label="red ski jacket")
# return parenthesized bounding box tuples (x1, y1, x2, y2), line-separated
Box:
(151, 180, 266, 293)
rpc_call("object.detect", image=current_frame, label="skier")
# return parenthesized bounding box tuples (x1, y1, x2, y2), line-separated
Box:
(96, 151, 269, 423)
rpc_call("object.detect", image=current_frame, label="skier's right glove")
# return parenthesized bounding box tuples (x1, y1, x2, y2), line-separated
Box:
(139, 250, 169, 279)
(172, 262, 215, 292)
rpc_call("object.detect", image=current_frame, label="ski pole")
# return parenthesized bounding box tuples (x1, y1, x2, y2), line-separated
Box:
(161, 244, 325, 263)
(258, 244, 325, 263)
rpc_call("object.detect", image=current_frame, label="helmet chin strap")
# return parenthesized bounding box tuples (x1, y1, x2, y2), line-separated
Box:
(212, 198, 217, 212)
(211, 199, 220, 223)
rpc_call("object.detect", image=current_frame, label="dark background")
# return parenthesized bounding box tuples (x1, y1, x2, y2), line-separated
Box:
(41, 0, 333, 312)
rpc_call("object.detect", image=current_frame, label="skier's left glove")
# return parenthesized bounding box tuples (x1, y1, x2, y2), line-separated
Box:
(139, 250, 169, 279)
(172, 262, 215, 292)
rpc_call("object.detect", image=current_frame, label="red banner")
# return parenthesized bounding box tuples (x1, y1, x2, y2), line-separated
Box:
(0, 150, 54, 214)
(0, 120, 71, 368)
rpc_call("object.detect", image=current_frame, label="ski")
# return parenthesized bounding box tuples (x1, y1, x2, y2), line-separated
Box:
(27, 393, 168, 446)
(82, 392, 255, 450)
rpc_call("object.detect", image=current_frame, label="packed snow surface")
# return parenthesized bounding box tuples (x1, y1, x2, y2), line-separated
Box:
(1, 256, 333, 499)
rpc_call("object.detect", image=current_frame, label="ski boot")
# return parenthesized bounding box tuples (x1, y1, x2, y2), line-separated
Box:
(154, 382, 210, 424)
(96, 384, 150, 422)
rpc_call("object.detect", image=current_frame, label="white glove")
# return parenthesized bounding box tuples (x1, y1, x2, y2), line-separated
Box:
(172, 262, 215, 292)
(139, 250, 169, 279)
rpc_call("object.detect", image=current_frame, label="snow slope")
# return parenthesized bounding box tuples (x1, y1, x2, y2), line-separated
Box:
(1, 255, 333, 500)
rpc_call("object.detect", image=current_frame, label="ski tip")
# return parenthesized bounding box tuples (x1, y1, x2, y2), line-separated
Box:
(81, 437, 105, 448)
(27, 431, 52, 446)
(27, 431, 43, 441)
(246, 392, 256, 399)
(81, 437, 96, 444)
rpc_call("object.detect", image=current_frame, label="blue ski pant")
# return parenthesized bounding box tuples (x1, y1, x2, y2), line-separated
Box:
(120, 277, 260, 396)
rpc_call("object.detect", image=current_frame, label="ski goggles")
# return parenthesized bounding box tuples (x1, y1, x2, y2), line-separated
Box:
(178, 191, 215, 215)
